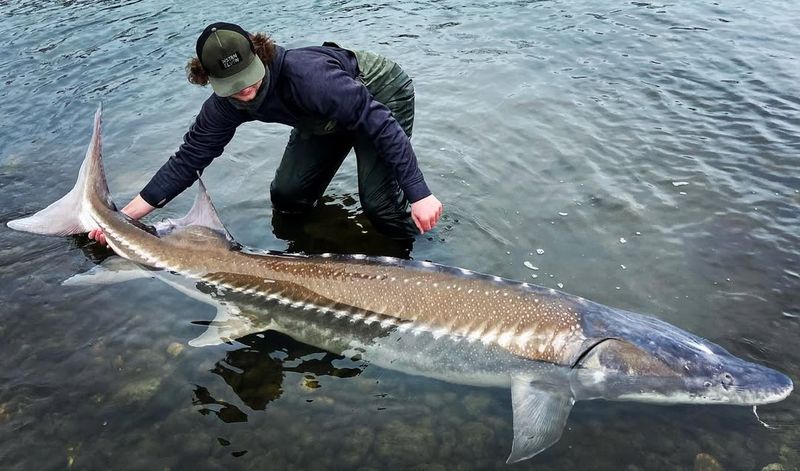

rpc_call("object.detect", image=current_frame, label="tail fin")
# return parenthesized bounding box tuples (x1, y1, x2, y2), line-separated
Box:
(7, 104, 112, 236)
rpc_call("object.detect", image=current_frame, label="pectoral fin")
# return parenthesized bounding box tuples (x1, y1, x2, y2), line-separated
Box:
(64, 258, 253, 347)
(147, 272, 255, 347)
(63, 257, 155, 286)
(507, 377, 575, 464)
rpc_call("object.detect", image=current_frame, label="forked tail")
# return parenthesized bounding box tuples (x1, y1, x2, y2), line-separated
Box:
(7, 104, 113, 236)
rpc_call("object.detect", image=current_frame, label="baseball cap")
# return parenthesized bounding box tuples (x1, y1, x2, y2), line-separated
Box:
(196, 22, 266, 97)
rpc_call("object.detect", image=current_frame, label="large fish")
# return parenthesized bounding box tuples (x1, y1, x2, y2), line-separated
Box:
(7, 106, 793, 463)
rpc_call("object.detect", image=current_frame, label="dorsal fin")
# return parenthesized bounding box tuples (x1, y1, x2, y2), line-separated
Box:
(154, 177, 235, 243)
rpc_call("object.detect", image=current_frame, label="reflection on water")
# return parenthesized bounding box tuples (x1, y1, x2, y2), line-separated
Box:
(206, 331, 365, 415)
(1, 0, 799, 469)
(194, 386, 249, 424)
(270, 195, 415, 258)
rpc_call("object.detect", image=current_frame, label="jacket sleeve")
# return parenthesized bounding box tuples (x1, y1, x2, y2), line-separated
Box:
(140, 96, 245, 207)
(293, 62, 432, 203)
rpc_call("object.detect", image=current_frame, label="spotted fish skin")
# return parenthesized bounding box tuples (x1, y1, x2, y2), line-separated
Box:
(162, 244, 594, 387)
(182, 247, 592, 366)
(8, 105, 793, 464)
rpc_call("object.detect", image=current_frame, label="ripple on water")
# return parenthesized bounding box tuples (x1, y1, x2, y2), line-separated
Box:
(1, 0, 799, 469)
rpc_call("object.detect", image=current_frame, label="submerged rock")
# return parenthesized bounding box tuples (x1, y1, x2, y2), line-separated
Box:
(436, 424, 459, 460)
(761, 463, 785, 471)
(114, 377, 163, 403)
(374, 420, 436, 466)
(422, 392, 446, 409)
(66, 444, 80, 469)
(779, 445, 799, 469)
(411, 465, 446, 471)
(462, 392, 491, 417)
(694, 452, 723, 471)
(166, 342, 185, 357)
(337, 426, 374, 468)
(459, 421, 495, 457)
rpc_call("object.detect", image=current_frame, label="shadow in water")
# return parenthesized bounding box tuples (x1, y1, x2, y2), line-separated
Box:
(197, 330, 366, 423)
(271, 195, 414, 259)
(70, 234, 118, 262)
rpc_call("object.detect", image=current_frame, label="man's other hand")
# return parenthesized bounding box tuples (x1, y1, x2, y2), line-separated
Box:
(411, 194, 443, 234)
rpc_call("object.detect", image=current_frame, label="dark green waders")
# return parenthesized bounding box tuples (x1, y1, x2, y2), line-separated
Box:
(269, 50, 420, 240)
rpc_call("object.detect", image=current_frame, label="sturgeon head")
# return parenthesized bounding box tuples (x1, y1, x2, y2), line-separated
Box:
(571, 302, 793, 405)
(506, 295, 791, 464)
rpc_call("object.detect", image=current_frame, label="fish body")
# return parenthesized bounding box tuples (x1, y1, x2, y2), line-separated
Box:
(8, 106, 793, 463)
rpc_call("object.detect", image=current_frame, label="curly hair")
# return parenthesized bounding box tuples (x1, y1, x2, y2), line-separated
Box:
(186, 32, 277, 86)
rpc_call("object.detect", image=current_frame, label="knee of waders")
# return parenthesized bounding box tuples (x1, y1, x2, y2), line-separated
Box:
(270, 181, 315, 214)
(361, 199, 418, 240)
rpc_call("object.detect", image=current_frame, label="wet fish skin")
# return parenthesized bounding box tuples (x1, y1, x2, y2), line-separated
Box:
(7, 105, 793, 463)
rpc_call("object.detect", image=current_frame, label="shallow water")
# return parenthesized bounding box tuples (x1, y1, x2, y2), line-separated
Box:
(1, 0, 798, 469)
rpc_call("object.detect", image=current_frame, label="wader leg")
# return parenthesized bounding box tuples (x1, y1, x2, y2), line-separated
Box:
(270, 128, 353, 213)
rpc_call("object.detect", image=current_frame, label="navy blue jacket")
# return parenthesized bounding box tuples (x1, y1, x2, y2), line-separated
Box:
(140, 45, 430, 208)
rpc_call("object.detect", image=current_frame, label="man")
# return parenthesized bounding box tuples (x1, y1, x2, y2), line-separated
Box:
(91, 22, 442, 245)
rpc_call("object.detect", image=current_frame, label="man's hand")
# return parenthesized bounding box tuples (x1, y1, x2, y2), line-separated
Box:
(88, 194, 156, 246)
(88, 227, 108, 245)
(411, 194, 443, 234)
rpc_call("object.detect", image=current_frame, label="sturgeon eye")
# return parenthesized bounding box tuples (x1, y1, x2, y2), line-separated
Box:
(703, 381, 712, 388)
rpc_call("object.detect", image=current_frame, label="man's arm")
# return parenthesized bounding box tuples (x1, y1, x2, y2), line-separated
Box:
(90, 96, 245, 245)
(294, 62, 443, 233)
(139, 96, 245, 208)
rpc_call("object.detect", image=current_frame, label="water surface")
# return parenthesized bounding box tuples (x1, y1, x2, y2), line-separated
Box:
(1, 0, 798, 469)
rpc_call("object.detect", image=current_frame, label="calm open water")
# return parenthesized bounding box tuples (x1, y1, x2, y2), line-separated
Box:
(1, 0, 798, 469)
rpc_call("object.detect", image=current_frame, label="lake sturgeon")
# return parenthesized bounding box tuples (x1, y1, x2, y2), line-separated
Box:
(7, 106, 794, 463)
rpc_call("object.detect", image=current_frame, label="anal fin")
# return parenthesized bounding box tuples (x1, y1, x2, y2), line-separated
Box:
(188, 301, 255, 347)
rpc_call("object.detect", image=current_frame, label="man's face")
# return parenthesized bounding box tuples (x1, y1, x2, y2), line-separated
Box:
(230, 79, 263, 102)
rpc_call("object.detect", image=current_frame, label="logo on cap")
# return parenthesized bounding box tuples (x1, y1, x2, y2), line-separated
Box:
(220, 52, 241, 70)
